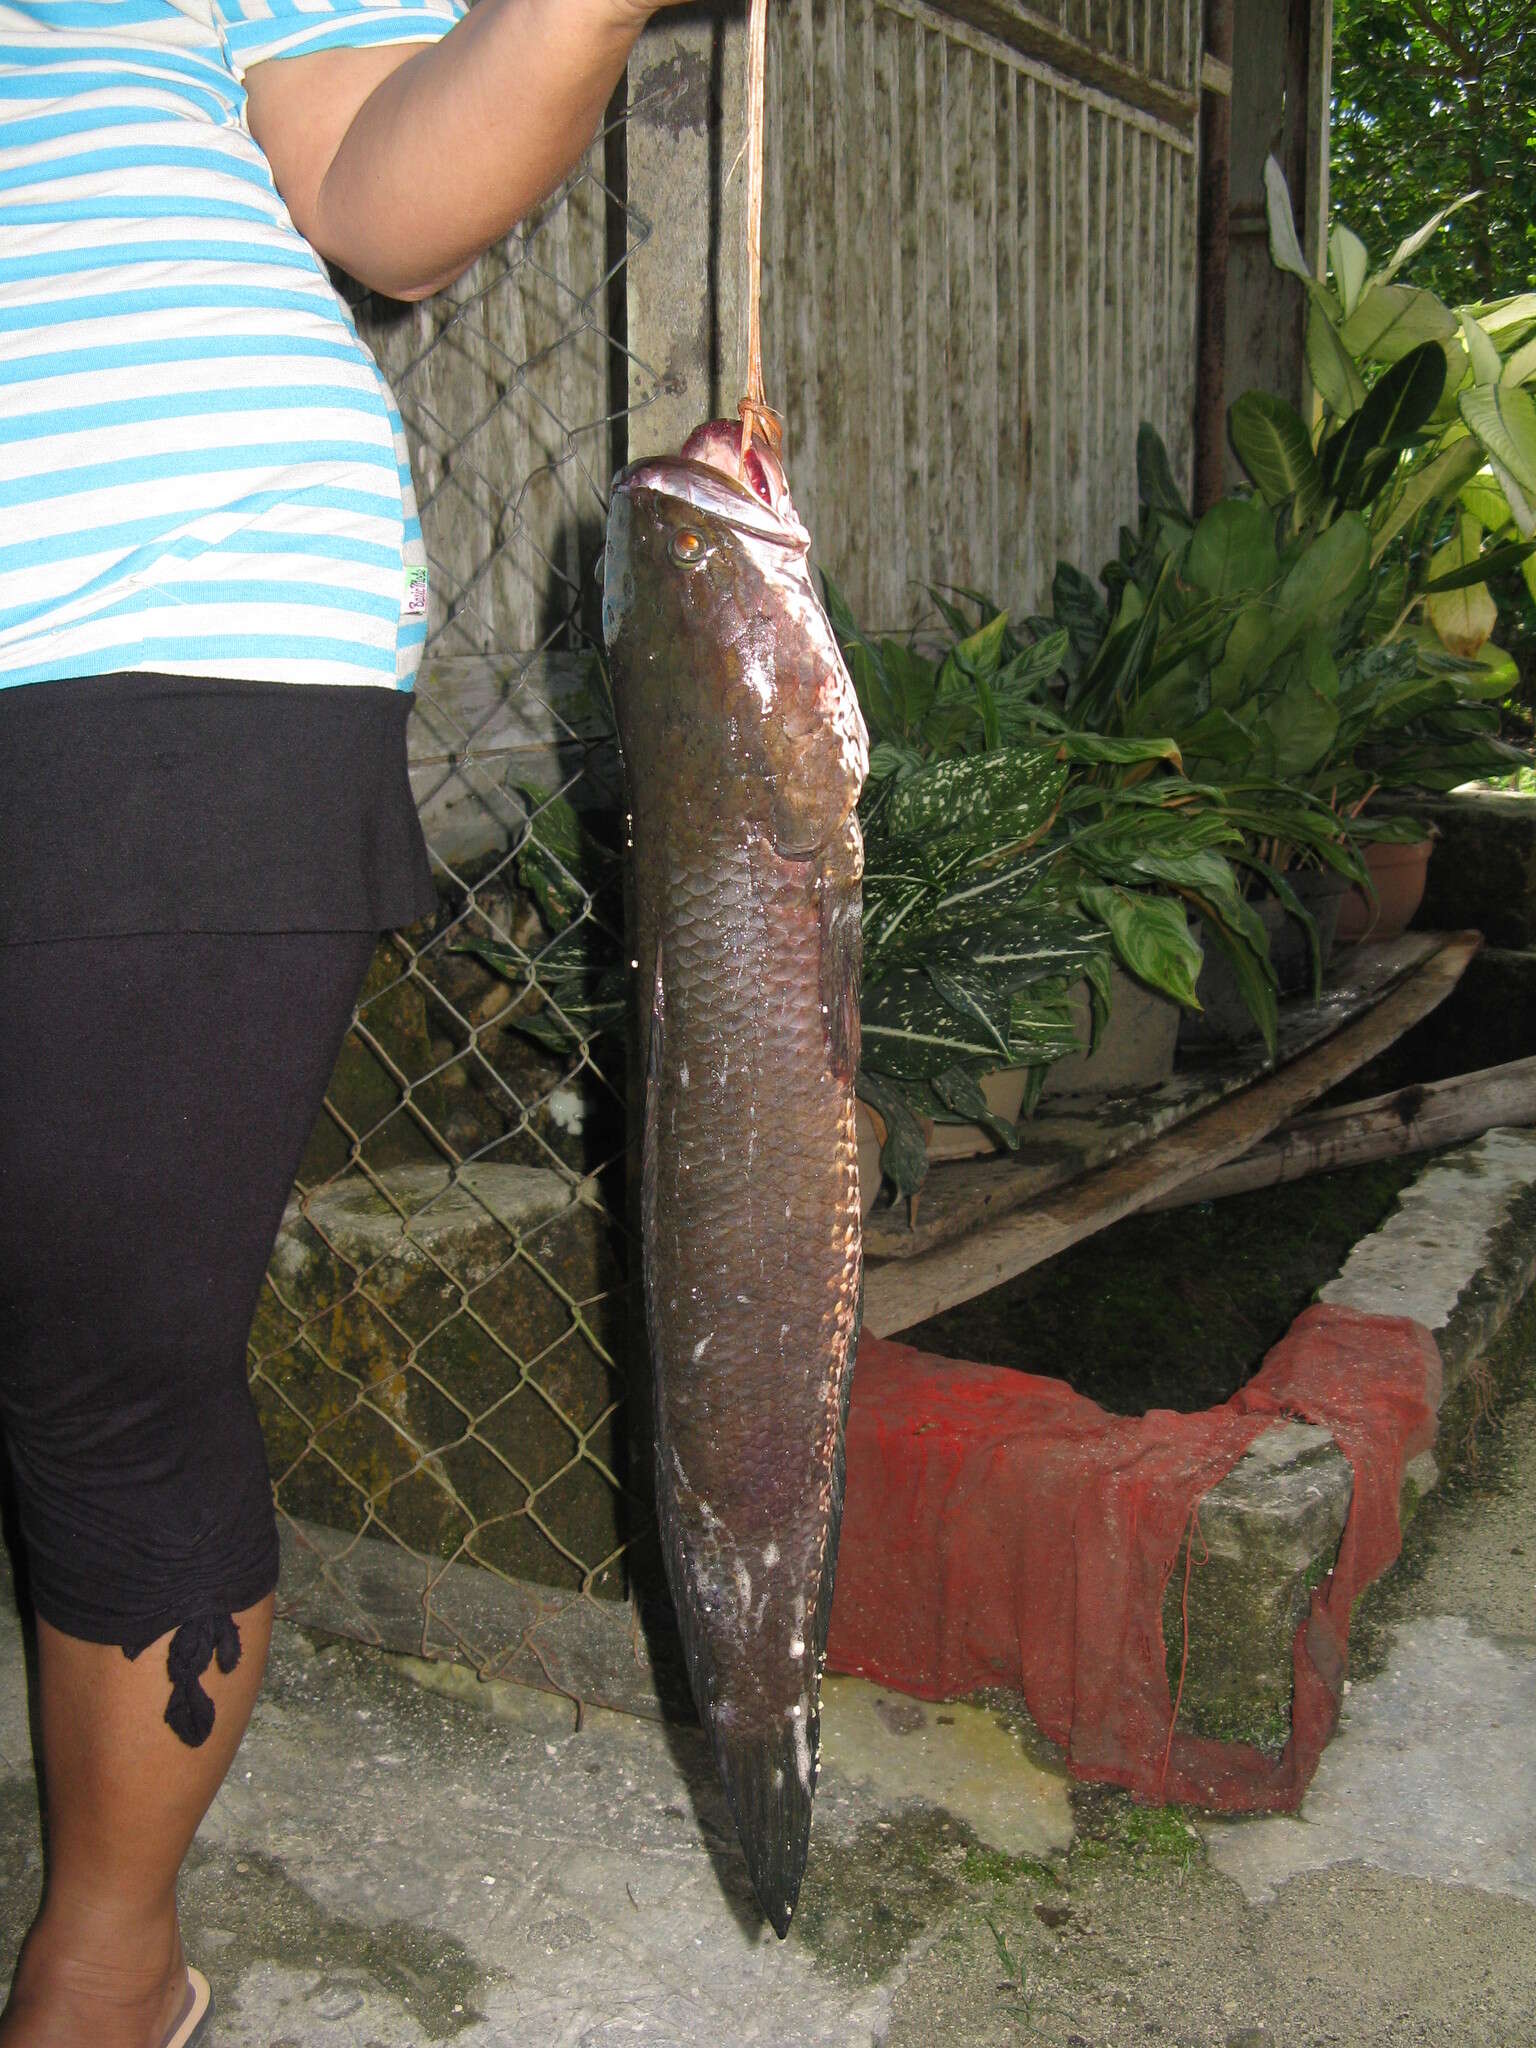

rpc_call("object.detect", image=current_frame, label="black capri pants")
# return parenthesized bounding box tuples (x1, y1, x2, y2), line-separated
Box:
(0, 929, 377, 1661)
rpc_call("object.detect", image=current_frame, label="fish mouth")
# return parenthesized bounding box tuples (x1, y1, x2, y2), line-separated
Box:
(613, 456, 810, 553)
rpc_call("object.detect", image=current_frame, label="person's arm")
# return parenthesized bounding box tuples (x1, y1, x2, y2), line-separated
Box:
(244, 0, 680, 302)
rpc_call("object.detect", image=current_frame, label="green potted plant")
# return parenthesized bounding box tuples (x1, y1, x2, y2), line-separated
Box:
(1252, 159, 1536, 930)
(821, 576, 1280, 1206)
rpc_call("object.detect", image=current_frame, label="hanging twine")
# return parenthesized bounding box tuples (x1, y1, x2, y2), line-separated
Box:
(739, 0, 783, 464)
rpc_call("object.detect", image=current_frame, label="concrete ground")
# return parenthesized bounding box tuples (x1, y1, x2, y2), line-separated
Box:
(3, 1382, 1534, 2048)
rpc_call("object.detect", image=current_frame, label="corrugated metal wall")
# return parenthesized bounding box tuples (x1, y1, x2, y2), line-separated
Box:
(760, 0, 1202, 629)
(353, 2, 1206, 662)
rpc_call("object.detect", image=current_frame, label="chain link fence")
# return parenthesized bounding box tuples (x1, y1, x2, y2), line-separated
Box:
(250, 88, 691, 1721)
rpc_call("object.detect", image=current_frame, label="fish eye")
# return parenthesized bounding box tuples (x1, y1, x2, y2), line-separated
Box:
(669, 527, 711, 567)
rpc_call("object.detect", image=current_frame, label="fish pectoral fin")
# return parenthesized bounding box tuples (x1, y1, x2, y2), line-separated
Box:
(768, 721, 863, 859)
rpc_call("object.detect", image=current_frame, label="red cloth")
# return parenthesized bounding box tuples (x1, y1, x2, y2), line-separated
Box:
(828, 1303, 1441, 1810)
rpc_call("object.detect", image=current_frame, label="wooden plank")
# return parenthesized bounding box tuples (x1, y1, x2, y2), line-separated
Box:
(918, 0, 1200, 131)
(863, 932, 1481, 1335)
(866, 931, 1453, 1259)
(1148, 1055, 1536, 1211)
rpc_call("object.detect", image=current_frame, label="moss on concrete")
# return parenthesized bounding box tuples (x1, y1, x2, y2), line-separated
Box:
(1160, 1430, 1350, 1756)
(255, 1169, 631, 1589)
(796, 1807, 1068, 1986)
(1068, 1786, 1204, 1872)
(960, 1845, 1061, 1889)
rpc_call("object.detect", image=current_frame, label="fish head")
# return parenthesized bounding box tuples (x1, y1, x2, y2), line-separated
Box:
(604, 424, 867, 858)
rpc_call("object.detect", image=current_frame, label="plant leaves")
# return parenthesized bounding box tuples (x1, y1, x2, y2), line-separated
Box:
(953, 611, 1011, 681)
(1460, 310, 1503, 387)
(1338, 285, 1459, 364)
(1307, 296, 1368, 418)
(514, 785, 621, 934)
(1228, 392, 1325, 521)
(1459, 382, 1536, 498)
(1078, 885, 1203, 1008)
(1052, 561, 1109, 663)
(860, 971, 1019, 1078)
(1273, 510, 1372, 643)
(1329, 221, 1371, 318)
(1368, 438, 1482, 563)
(886, 912, 1105, 986)
(1317, 342, 1447, 506)
(1137, 421, 1192, 522)
(930, 1065, 1024, 1150)
(880, 637, 939, 732)
(1052, 732, 1185, 768)
(1451, 638, 1518, 701)
(849, 641, 901, 744)
(1256, 631, 1341, 780)
(1071, 554, 1175, 725)
(854, 1068, 929, 1204)
(1475, 292, 1536, 339)
(866, 738, 924, 783)
(1185, 497, 1281, 598)
(923, 965, 1015, 1060)
(882, 746, 1067, 854)
(1005, 989, 1083, 1063)
(1458, 475, 1515, 534)
(1488, 454, 1536, 539)
(1247, 859, 1325, 997)
(1084, 950, 1113, 1052)
(1189, 917, 1278, 1059)
(1368, 193, 1476, 291)
(1264, 154, 1313, 282)
(1502, 333, 1536, 391)
(1422, 537, 1536, 593)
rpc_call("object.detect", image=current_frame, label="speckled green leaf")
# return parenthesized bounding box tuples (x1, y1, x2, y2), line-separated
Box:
(883, 746, 1067, 854)
(854, 1069, 929, 1205)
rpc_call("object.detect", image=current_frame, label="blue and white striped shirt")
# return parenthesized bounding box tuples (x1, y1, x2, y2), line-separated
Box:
(0, 0, 463, 692)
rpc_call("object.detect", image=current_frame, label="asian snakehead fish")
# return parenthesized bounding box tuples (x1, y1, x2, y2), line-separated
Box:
(602, 420, 868, 1936)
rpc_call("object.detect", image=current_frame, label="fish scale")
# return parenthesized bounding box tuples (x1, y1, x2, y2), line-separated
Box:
(604, 428, 866, 1935)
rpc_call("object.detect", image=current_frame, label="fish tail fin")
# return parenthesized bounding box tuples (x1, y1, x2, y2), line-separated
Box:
(713, 1719, 819, 1939)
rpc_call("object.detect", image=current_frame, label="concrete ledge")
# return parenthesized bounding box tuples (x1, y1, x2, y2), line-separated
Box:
(277, 1515, 691, 1722)
(1414, 792, 1536, 950)
(1322, 1127, 1536, 1416)
(1163, 1422, 1353, 1755)
(1163, 1128, 1536, 1754)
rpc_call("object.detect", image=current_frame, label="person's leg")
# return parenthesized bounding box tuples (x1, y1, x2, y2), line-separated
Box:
(0, 1597, 273, 2048)
(0, 928, 379, 2043)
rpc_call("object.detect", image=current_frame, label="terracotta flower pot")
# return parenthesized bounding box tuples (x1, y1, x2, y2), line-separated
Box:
(1335, 837, 1434, 945)
(1180, 870, 1351, 1049)
(855, 1101, 887, 1217)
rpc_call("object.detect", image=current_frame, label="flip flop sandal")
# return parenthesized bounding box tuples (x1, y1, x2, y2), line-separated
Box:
(161, 1967, 212, 2048)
